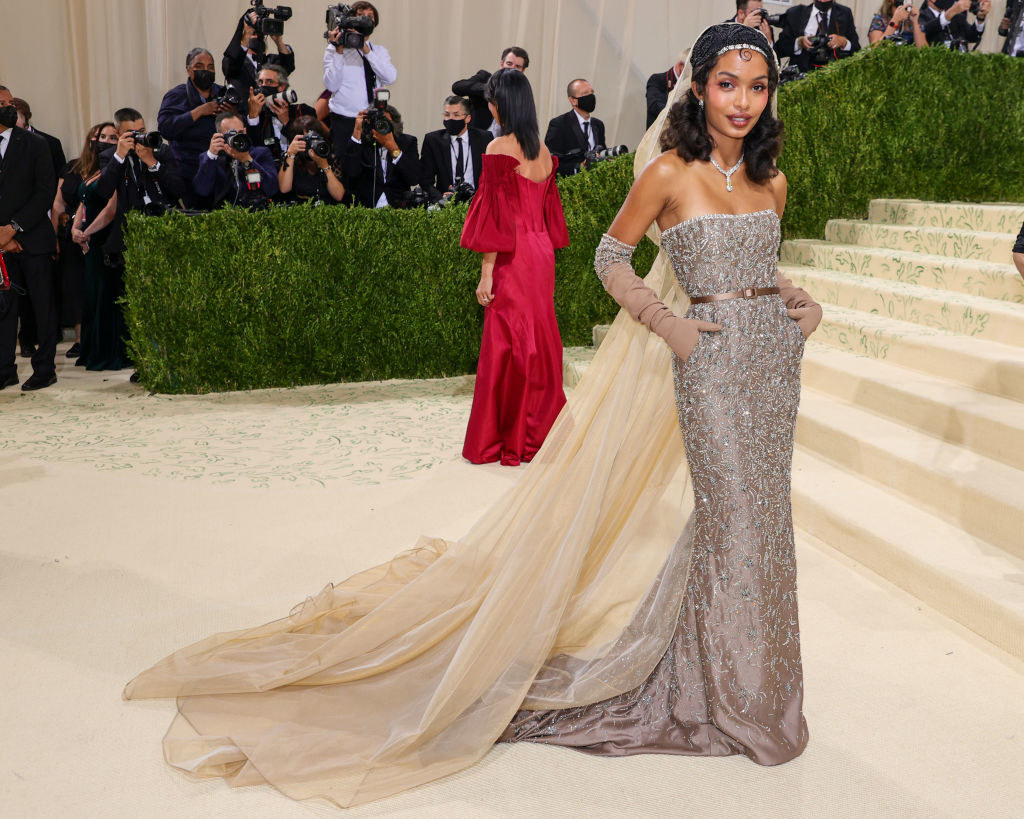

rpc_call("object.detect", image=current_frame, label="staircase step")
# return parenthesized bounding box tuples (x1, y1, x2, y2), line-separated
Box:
(868, 199, 1024, 234)
(593, 324, 611, 347)
(813, 304, 1024, 403)
(562, 346, 595, 390)
(825, 220, 1015, 264)
(801, 343, 1024, 471)
(792, 449, 1024, 661)
(780, 264, 1024, 346)
(779, 240, 1024, 306)
(796, 388, 1024, 559)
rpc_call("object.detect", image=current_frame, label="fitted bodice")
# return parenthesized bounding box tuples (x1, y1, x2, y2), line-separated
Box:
(660, 209, 781, 298)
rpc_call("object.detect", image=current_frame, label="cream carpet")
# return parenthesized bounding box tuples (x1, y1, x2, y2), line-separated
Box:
(2, 345, 1023, 818)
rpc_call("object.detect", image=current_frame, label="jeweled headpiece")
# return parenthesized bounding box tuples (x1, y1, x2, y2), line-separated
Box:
(689, 23, 773, 70)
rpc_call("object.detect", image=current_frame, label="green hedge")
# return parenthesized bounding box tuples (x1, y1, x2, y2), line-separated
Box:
(125, 45, 1024, 393)
(777, 44, 1024, 238)
(124, 156, 656, 393)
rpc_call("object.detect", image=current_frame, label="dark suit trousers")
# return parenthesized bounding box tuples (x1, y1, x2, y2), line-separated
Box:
(0, 252, 58, 380)
(330, 114, 357, 161)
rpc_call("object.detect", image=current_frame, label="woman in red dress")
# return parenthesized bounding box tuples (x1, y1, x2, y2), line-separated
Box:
(460, 69, 570, 466)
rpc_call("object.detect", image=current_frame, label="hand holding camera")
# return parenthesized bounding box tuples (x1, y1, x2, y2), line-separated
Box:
(248, 87, 267, 119)
(325, 4, 375, 52)
(194, 99, 226, 119)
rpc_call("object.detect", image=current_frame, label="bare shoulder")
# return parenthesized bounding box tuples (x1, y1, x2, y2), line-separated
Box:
(769, 169, 788, 215)
(485, 136, 516, 156)
(636, 150, 690, 192)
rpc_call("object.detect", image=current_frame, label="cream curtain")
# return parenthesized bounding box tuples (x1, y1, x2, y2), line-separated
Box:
(0, 0, 1009, 162)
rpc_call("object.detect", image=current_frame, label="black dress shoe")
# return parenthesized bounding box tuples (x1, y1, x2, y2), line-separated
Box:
(0, 374, 18, 390)
(129, 371, 141, 383)
(19, 343, 37, 358)
(21, 373, 57, 392)
(65, 342, 81, 358)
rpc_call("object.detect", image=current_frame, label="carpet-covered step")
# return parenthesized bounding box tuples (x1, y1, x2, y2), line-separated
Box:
(796, 388, 1024, 559)
(792, 449, 1024, 661)
(813, 305, 1024, 402)
(780, 265, 1024, 346)
(824, 221, 1016, 264)
(780, 240, 1024, 305)
(867, 199, 1024, 235)
(800, 344, 1024, 471)
(563, 346, 596, 390)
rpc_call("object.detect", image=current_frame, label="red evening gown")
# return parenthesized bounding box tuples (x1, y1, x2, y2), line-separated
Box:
(459, 153, 570, 466)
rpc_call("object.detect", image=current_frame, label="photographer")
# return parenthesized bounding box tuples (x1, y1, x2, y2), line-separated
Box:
(341, 101, 420, 208)
(774, 1, 860, 73)
(158, 48, 238, 208)
(920, 0, 990, 50)
(544, 78, 606, 177)
(730, 1, 775, 44)
(246, 65, 315, 161)
(868, 1, 928, 46)
(451, 46, 530, 135)
(420, 96, 492, 203)
(323, 2, 397, 158)
(278, 116, 345, 205)
(645, 52, 686, 129)
(223, 6, 295, 93)
(194, 111, 278, 208)
(999, 1, 1024, 55)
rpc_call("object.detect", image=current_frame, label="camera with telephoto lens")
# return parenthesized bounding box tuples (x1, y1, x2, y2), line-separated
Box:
(303, 131, 331, 158)
(267, 88, 298, 106)
(583, 144, 629, 168)
(250, 0, 292, 37)
(766, 13, 786, 27)
(223, 129, 252, 153)
(807, 34, 834, 66)
(325, 3, 376, 49)
(779, 64, 806, 85)
(216, 85, 245, 108)
(361, 88, 393, 146)
(129, 130, 165, 150)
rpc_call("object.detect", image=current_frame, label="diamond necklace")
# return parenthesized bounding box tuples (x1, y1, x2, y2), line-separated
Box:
(709, 154, 743, 192)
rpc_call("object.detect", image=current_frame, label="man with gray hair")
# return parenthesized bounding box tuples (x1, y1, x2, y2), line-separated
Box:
(157, 47, 237, 208)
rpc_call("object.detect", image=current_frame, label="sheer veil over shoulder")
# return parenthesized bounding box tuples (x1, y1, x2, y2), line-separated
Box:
(125, 28, 790, 809)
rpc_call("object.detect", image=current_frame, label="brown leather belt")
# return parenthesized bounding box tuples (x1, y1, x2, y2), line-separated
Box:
(689, 286, 780, 304)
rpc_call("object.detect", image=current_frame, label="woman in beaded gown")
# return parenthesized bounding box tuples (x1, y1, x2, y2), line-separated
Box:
(124, 24, 821, 809)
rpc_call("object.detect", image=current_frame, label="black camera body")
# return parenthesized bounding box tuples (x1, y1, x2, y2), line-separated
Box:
(583, 144, 629, 169)
(969, 0, 981, 15)
(216, 86, 245, 108)
(223, 129, 253, 153)
(129, 130, 165, 150)
(361, 88, 394, 146)
(325, 3, 375, 49)
(807, 34, 834, 66)
(304, 131, 331, 158)
(250, 0, 292, 37)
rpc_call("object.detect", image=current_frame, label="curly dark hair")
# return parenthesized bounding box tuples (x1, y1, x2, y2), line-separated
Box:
(660, 48, 783, 184)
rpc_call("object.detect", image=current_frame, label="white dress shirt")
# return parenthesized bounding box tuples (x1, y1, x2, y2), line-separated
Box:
(0, 128, 11, 160)
(574, 110, 596, 150)
(323, 42, 397, 117)
(935, 5, 986, 31)
(247, 113, 288, 152)
(450, 132, 475, 187)
(794, 7, 855, 54)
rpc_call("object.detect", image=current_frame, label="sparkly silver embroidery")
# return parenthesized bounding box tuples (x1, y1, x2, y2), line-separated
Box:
(502, 210, 809, 764)
(594, 233, 636, 286)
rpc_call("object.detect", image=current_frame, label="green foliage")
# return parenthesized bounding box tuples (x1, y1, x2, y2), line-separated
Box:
(123, 155, 653, 393)
(777, 45, 1024, 238)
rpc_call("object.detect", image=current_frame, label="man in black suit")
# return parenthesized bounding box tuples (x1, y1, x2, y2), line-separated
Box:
(193, 111, 278, 209)
(920, 0, 991, 49)
(544, 79, 606, 177)
(245, 65, 316, 162)
(728, 1, 776, 44)
(420, 96, 492, 203)
(222, 7, 295, 93)
(342, 105, 421, 208)
(451, 46, 529, 136)
(8, 96, 65, 182)
(0, 98, 58, 391)
(645, 54, 685, 129)
(774, 1, 860, 73)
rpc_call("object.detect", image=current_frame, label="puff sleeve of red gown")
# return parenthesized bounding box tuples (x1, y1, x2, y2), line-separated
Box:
(460, 154, 518, 254)
(542, 157, 570, 250)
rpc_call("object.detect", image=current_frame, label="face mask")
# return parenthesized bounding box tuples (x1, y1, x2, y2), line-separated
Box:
(192, 70, 215, 91)
(575, 94, 596, 114)
(812, 0, 833, 10)
(933, 0, 954, 7)
(259, 85, 279, 98)
(443, 119, 466, 136)
(0, 106, 18, 128)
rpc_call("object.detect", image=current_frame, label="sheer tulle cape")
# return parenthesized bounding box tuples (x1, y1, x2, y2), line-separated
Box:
(124, 60, 709, 809)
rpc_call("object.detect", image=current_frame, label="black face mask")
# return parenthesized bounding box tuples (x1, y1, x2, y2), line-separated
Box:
(813, 0, 833, 11)
(259, 85, 279, 98)
(443, 119, 467, 136)
(192, 70, 215, 91)
(0, 106, 18, 128)
(933, 0, 955, 8)
(575, 94, 597, 114)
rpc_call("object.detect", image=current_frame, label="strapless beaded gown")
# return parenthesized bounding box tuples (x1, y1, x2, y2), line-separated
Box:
(502, 209, 810, 765)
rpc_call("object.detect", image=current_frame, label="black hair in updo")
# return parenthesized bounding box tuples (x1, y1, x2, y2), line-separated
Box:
(660, 31, 783, 184)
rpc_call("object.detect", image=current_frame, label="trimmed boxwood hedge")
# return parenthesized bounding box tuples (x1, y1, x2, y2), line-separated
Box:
(125, 44, 1024, 393)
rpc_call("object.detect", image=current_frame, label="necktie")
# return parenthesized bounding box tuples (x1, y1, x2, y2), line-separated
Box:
(455, 137, 465, 183)
(816, 11, 827, 35)
(582, 121, 591, 149)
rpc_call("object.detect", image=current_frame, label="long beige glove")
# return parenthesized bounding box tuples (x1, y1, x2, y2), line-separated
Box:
(777, 271, 823, 339)
(595, 233, 721, 361)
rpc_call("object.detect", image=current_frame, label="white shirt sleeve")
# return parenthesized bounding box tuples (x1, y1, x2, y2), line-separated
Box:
(364, 43, 397, 86)
(323, 44, 345, 92)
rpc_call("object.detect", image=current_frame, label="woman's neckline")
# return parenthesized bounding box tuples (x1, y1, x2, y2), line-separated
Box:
(488, 152, 555, 184)
(662, 208, 779, 237)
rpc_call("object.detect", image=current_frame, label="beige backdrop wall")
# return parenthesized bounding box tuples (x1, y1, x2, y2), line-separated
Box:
(0, 0, 1011, 161)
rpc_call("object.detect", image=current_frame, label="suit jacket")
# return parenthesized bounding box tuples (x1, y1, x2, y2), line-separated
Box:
(193, 145, 279, 208)
(451, 70, 493, 131)
(94, 150, 188, 252)
(246, 103, 318, 160)
(774, 3, 861, 72)
(158, 80, 232, 191)
(544, 110, 606, 176)
(29, 127, 66, 187)
(920, 2, 984, 48)
(0, 127, 57, 255)
(645, 68, 679, 129)
(342, 132, 421, 208)
(419, 127, 492, 201)
(223, 15, 296, 92)
(1000, 0, 1024, 54)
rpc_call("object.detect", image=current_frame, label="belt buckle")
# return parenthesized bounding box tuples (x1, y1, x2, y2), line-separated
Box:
(742, 287, 757, 299)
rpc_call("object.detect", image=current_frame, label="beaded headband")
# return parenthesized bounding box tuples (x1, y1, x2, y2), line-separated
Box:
(689, 23, 775, 70)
